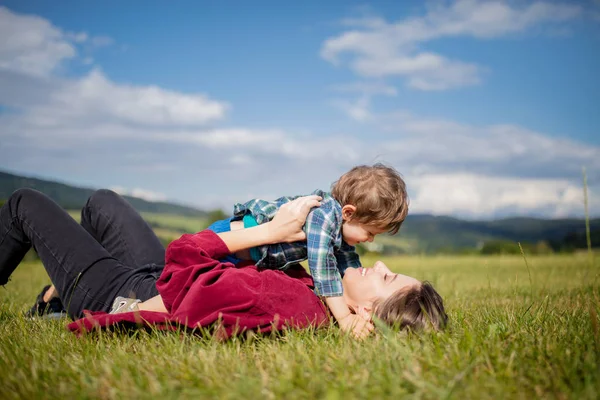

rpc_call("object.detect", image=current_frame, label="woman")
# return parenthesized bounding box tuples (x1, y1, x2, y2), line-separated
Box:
(0, 189, 447, 337)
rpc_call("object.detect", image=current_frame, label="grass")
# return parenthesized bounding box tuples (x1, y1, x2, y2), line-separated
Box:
(138, 212, 209, 233)
(0, 254, 599, 399)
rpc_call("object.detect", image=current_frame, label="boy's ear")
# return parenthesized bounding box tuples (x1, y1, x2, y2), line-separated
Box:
(341, 205, 356, 221)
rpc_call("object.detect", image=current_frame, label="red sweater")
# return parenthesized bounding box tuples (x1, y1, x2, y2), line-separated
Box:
(68, 230, 330, 338)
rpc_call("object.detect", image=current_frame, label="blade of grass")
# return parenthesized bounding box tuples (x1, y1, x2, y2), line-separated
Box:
(518, 242, 534, 298)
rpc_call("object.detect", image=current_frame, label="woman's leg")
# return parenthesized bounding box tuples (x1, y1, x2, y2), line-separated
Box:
(0, 188, 140, 318)
(31, 189, 166, 312)
(80, 189, 165, 267)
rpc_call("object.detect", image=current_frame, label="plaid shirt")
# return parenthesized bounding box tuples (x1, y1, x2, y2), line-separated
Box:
(232, 189, 361, 297)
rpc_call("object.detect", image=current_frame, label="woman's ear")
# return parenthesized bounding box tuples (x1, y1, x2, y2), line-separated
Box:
(341, 205, 356, 221)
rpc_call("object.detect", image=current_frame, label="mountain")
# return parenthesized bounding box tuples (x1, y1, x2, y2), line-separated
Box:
(0, 170, 207, 217)
(394, 214, 599, 253)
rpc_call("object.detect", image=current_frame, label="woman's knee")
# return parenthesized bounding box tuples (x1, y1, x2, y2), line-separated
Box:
(8, 188, 49, 208)
(85, 189, 124, 211)
(10, 188, 44, 201)
(81, 189, 127, 227)
(3, 189, 58, 232)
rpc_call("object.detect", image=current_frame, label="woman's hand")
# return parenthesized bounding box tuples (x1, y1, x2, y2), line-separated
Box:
(214, 195, 321, 254)
(266, 195, 322, 243)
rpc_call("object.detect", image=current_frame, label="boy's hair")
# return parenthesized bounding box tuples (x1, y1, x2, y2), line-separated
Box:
(331, 163, 409, 234)
(373, 281, 448, 332)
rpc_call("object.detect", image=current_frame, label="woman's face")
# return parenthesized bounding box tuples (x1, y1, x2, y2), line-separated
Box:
(342, 261, 420, 310)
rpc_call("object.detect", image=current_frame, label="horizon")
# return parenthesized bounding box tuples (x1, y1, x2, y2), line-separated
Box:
(1, 1, 599, 219)
(2, 167, 598, 222)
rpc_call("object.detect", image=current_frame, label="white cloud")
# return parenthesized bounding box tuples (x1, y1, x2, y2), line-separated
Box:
(90, 35, 114, 48)
(159, 128, 364, 163)
(22, 69, 228, 128)
(0, 7, 77, 76)
(65, 32, 88, 43)
(0, 6, 115, 77)
(0, 8, 228, 129)
(321, 0, 581, 90)
(110, 186, 168, 202)
(408, 173, 598, 218)
(329, 81, 397, 121)
(330, 81, 397, 96)
(331, 96, 372, 122)
(373, 112, 600, 180)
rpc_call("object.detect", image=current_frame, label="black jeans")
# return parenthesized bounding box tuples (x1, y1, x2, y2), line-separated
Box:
(0, 188, 165, 319)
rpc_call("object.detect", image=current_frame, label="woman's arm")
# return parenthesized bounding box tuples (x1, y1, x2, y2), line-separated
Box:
(217, 194, 321, 253)
(139, 195, 321, 313)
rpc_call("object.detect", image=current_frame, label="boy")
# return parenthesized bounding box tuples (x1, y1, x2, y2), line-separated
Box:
(208, 163, 409, 337)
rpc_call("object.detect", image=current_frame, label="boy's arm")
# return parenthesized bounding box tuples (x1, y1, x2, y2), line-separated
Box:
(304, 208, 373, 338)
(304, 208, 345, 297)
(335, 246, 361, 275)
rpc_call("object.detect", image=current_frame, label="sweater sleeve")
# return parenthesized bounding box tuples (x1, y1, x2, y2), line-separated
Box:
(156, 230, 233, 313)
(171, 230, 232, 260)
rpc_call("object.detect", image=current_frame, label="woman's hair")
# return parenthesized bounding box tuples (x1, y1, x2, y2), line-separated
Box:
(373, 281, 448, 332)
(331, 163, 409, 235)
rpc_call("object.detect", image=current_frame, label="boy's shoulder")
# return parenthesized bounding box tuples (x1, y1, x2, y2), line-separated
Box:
(271, 189, 339, 209)
(308, 189, 340, 212)
(233, 189, 341, 220)
(304, 190, 343, 229)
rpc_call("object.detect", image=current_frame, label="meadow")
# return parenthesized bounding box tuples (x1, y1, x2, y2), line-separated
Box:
(0, 251, 598, 399)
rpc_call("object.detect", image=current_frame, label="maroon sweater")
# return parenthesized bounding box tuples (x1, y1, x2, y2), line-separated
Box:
(68, 230, 330, 338)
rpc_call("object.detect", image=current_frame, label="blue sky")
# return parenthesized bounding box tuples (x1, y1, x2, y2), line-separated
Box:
(1, 0, 599, 218)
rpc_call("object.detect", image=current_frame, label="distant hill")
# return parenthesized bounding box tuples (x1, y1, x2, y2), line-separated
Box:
(395, 214, 599, 253)
(0, 170, 207, 217)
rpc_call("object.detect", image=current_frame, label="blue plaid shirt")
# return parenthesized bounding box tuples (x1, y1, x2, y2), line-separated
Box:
(232, 189, 361, 297)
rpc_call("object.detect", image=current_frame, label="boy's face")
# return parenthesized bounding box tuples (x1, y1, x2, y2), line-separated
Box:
(341, 220, 386, 246)
(340, 204, 387, 246)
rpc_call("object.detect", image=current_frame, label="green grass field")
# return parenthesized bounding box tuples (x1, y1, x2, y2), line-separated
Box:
(1, 253, 599, 399)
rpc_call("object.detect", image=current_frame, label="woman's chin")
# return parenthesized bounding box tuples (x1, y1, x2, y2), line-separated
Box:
(342, 267, 356, 281)
(344, 267, 359, 280)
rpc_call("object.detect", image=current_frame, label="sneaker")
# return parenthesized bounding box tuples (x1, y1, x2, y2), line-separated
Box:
(25, 285, 67, 319)
(109, 296, 141, 314)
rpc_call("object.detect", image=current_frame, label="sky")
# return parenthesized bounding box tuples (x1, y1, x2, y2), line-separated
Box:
(1, 0, 599, 218)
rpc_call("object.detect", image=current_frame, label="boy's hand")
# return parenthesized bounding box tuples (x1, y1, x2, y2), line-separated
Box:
(338, 313, 374, 340)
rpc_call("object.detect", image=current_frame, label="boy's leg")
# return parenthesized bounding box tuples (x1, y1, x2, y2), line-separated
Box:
(80, 189, 165, 267)
(0, 188, 136, 318)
